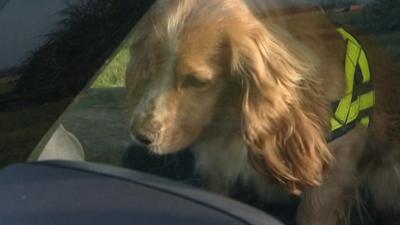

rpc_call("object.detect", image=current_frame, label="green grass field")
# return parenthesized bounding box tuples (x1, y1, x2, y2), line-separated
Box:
(91, 46, 129, 88)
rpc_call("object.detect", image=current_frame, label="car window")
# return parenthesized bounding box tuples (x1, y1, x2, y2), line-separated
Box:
(1, 1, 400, 224)
(21, 0, 399, 167)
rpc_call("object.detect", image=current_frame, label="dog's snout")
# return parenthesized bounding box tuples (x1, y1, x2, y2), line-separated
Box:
(131, 120, 162, 146)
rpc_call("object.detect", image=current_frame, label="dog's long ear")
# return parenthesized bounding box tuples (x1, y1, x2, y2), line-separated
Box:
(229, 21, 333, 195)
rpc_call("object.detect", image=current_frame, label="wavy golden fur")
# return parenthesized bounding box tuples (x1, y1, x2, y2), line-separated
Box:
(126, 0, 400, 224)
(228, 17, 332, 193)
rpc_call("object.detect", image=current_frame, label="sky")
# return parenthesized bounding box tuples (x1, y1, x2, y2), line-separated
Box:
(0, 0, 75, 70)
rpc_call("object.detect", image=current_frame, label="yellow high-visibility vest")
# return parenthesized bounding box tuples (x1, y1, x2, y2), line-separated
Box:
(329, 28, 375, 141)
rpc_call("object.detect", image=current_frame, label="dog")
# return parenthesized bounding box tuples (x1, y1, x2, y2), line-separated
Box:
(125, 0, 400, 224)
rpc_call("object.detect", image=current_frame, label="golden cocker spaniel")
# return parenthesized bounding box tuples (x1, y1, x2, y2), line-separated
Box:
(125, 0, 400, 224)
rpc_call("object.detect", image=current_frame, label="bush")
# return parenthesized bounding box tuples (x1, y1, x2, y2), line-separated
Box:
(15, 0, 155, 102)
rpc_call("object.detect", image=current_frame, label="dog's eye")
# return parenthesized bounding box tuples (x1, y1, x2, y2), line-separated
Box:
(182, 75, 210, 89)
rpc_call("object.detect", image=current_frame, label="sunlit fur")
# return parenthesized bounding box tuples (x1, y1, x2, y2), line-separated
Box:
(125, 0, 400, 224)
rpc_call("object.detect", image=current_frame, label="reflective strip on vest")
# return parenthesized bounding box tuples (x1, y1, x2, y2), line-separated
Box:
(329, 28, 375, 141)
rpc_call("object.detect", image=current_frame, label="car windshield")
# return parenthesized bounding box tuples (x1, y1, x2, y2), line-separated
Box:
(1, 0, 400, 224)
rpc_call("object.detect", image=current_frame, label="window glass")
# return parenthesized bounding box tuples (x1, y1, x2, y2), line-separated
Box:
(1, 1, 400, 224)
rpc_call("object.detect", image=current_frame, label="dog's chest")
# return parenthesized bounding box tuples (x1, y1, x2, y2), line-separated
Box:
(192, 136, 291, 203)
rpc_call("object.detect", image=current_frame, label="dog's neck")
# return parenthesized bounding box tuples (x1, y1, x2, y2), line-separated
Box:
(268, 12, 346, 103)
(251, 1, 347, 102)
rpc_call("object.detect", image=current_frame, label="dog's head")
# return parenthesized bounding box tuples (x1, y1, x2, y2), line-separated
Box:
(126, 0, 332, 194)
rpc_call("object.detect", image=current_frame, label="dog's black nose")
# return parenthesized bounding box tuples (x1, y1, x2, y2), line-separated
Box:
(131, 120, 161, 146)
